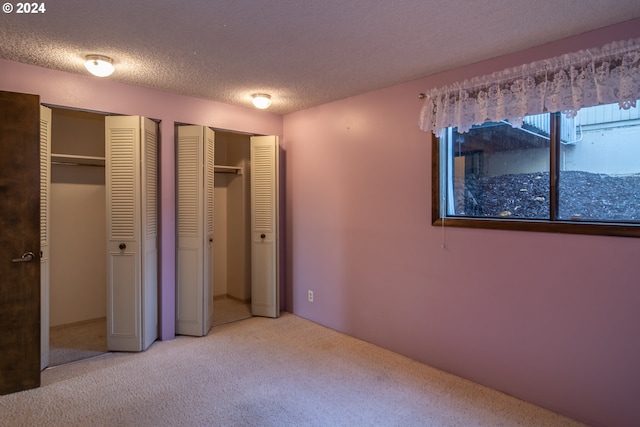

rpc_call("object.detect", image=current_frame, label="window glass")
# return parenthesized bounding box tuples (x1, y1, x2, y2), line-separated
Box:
(436, 100, 640, 235)
(558, 103, 640, 223)
(442, 117, 551, 219)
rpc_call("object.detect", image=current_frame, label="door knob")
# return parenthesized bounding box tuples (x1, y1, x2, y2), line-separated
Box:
(119, 243, 126, 250)
(12, 252, 35, 263)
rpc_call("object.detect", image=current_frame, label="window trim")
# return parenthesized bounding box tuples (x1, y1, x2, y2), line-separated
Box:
(431, 116, 640, 238)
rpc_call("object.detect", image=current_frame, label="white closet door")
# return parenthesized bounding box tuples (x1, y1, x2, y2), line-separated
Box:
(250, 136, 279, 318)
(176, 125, 214, 336)
(141, 118, 159, 350)
(204, 127, 215, 332)
(39, 105, 51, 370)
(105, 115, 157, 352)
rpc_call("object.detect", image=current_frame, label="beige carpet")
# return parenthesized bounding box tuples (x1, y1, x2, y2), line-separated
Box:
(212, 296, 252, 327)
(1, 313, 585, 427)
(48, 297, 248, 367)
(49, 318, 108, 367)
(49, 296, 248, 367)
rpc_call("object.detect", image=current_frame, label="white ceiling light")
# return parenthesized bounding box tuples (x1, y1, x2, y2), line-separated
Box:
(251, 93, 272, 109)
(84, 55, 115, 77)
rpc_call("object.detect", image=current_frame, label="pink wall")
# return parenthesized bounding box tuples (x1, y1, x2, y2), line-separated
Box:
(0, 60, 283, 340)
(283, 19, 640, 427)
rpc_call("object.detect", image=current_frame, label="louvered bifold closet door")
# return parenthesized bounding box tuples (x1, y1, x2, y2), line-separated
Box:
(176, 125, 208, 336)
(204, 127, 215, 333)
(250, 136, 279, 318)
(105, 116, 158, 352)
(40, 105, 51, 370)
(141, 118, 159, 350)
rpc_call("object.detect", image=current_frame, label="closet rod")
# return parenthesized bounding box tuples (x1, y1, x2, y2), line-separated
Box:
(52, 161, 105, 168)
(214, 165, 242, 175)
(214, 170, 241, 175)
(51, 154, 105, 167)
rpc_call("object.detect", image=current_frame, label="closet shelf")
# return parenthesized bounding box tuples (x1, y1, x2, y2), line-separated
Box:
(51, 153, 105, 167)
(214, 165, 242, 175)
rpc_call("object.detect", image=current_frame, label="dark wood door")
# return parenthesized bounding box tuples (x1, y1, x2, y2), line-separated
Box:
(0, 90, 41, 394)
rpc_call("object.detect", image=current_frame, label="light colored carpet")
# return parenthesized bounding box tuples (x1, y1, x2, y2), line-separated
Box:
(212, 296, 252, 326)
(48, 297, 249, 367)
(49, 318, 108, 367)
(49, 297, 247, 367)
(0, 313, 585, 427)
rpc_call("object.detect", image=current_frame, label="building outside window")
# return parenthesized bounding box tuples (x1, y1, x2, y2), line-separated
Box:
(433, 100, 640, 237)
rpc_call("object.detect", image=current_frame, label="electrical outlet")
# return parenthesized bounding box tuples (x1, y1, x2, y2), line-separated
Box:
(308, 290, 314, 302)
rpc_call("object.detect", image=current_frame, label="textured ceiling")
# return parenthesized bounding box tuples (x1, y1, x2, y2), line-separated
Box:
(1, 0, 640, 114)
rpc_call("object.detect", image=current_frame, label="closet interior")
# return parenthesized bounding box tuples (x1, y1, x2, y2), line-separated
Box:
(212, 130, 253, 326)
(49, 107, 107, 366)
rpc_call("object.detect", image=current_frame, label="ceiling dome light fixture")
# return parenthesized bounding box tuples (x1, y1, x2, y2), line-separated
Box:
(84, 55, 115, 77)
(251, 93, 272, 109)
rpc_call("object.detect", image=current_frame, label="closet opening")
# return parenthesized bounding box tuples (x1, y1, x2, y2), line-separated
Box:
(48, 106, 108, 366)
(212, 129, 252, 327)
(44, 105, 160, 365)
(176, 124, 279, 336)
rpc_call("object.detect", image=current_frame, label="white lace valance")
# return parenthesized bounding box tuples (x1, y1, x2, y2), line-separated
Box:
(418, 37, 640, 135)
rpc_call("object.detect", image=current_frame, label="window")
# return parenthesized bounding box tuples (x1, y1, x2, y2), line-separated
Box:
(433, 101, 640, 237)
(421, 37, 640, 238)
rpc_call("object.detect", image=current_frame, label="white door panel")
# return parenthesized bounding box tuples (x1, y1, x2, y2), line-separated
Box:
(204, 127, 215, 332)
(176, 125, 213, 336)
(141, 118, 158, 350)
(177, 246, 203, 330)
(40, 105, 51, 370)
(251, 239, 275, 312)
(105, 116, 157, 352)
(108, 251, 139, 341)
(250, 136, 279, 318)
